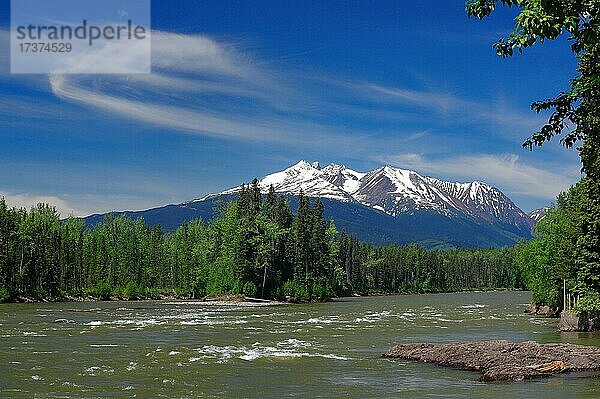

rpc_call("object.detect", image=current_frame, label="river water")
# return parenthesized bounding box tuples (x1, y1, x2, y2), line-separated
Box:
(1, 291, 600, 398)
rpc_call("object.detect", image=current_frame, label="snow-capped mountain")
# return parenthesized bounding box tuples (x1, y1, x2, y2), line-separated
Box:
(196, 160, 534, 230)
(84, 160, 536, 249)
(199, 161, 355, 202)
(529, 208, 549, 223)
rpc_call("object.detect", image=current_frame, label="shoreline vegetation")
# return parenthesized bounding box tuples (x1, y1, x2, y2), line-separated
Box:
(514, 180, 600, 328)
(2, 293, 284, 306)
(464, 0, 600, 331)
(0, 183, 523, 305)
(0, 288, 524, 305)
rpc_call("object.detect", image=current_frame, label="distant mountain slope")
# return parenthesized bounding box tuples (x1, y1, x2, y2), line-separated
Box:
(83, 200, 219, 232)
(84, 160, 536, 249)
(84, 194, 525, 249)
(529, 207, 549, 223)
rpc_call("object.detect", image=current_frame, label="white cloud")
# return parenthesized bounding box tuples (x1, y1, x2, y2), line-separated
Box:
(0, 190, 176, 218)
(43, 30, 543, 147)
(50, 74, 283, 141)
(365, 83, 463, 111)
(151, 33, 253, 77)
(0, 27, 561, 148)
(1, 191, 86, 217)
(47, 31, 341, 143)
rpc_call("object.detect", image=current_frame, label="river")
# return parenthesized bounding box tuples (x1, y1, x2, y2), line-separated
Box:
(1, 291, 600, 398)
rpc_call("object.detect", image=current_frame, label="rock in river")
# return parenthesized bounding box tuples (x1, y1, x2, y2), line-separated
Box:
(383, 340, 600, 382)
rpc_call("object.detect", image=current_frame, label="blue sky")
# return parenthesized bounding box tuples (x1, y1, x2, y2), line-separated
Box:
(0, 0, 583, 216)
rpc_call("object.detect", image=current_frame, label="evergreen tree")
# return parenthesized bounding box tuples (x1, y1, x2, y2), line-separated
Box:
(293, 190, 311, 285)
(265, 185, 277, 222)
(0, 198, 19, 296)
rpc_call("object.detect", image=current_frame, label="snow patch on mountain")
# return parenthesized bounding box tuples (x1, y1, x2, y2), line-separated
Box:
(529, 208, 549, 223)
(194, 160, 535, 229)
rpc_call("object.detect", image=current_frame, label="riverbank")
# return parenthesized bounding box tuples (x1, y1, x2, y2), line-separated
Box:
(0, 288, 524, 305)
(1, 293, 286, 307)
(383, 340, 600, 382)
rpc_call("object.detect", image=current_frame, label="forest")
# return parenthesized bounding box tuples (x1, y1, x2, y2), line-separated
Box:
(0, 179, 523, 302)
(515, 178, 600, 314)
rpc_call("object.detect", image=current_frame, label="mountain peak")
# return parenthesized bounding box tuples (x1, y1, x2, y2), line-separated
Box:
(290, 160, 315, 169)
(290, 160, 322, 170)
(322, 162, 346, 171)
(198, 160, 534, 230)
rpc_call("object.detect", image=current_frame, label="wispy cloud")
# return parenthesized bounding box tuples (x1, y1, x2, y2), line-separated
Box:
(50, 74, 283, 141)
(42, 30, 543, 145)
(361, 82, 544, 134)
(0, 28, 580, 210)
(47, 31, 352, 144)
(0, 25, 563, 143)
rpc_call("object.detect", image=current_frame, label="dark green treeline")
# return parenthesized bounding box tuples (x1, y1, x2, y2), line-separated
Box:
(0, 180, 523, 301)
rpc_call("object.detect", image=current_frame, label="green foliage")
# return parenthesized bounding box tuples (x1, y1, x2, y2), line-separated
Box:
(466, 0, 598, 146)
(92, 281, 112, 300)
(123, 281, 141, 299)
(514, 181, 589, 307)
(191, 272, 207, 298)
(33, 289, 49, 299)
(205, 260, 240, 296)
(0, 286, 10, 302)
(242, 281, 257, 298)
(282, 280, 309, 300)
(574, 292, 600, 314)
(144, 287, 163, 299)
(420, 278, 432, 294)
(310, 279, 334, 300)
(514, 239, 555, 306)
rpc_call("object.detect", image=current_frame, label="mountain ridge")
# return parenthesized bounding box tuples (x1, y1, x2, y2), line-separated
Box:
(194, 160, 534, 232)
(84, 160, 537, 249)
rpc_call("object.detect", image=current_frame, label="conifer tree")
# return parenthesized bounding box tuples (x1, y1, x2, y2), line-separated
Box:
(293, 190, 311, 285)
